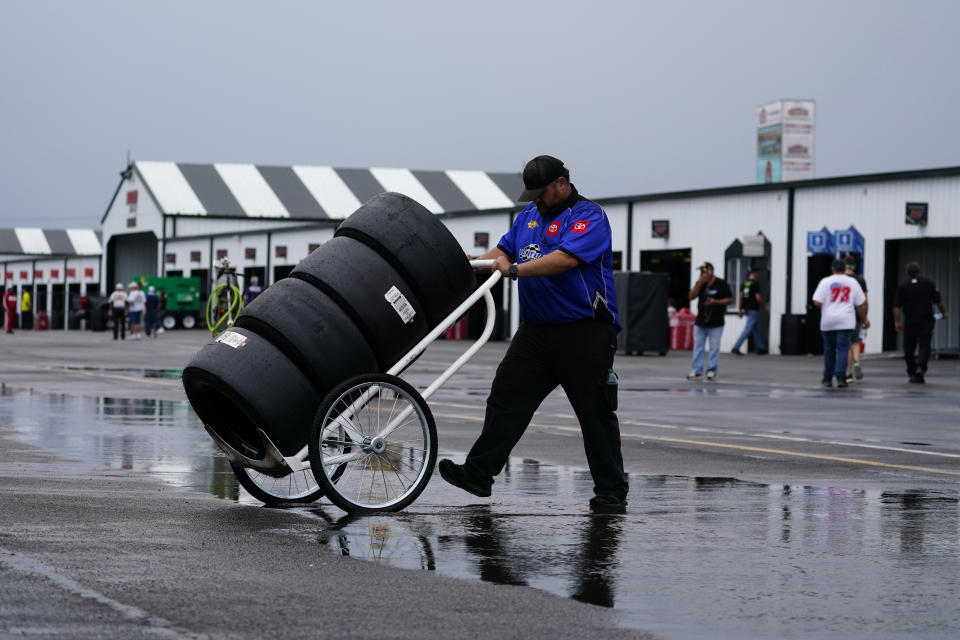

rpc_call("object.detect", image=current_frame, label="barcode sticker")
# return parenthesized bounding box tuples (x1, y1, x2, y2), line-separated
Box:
(384, 286, 416, 324)
(215, 330, 248, 349)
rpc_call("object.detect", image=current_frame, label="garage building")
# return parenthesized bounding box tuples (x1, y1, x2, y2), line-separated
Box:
(101, 162, 959, 355)
(1, 228, 102, 330)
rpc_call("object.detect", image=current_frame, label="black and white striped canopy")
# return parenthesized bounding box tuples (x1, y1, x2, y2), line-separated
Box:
(134, 161, 525, 218)
(0, 228, 102, 256)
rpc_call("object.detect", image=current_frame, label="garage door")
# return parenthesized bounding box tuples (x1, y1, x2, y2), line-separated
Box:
(108, 232, 157, 287)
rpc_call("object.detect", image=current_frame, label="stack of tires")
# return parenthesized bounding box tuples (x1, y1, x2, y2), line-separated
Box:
(182, 192, 475, 465)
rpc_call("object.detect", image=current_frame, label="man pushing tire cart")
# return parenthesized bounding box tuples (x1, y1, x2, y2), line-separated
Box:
(184, 156, 627, 514)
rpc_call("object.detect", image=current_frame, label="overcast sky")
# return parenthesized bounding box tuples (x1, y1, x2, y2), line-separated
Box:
(1, 0, 958, 229)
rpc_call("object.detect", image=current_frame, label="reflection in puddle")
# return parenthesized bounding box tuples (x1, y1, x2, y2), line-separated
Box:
(2, 388, 959, 638)
(58, 366, 184, 379)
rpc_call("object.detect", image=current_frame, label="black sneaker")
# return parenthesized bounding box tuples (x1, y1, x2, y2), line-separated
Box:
(837, 378, 848, 388)
(909, 373, 925, 384)
(731, 348, 743, 356)
(821, 378, 833, 388)
(438, 459, 491, 497)
(589, 495, 627, 514)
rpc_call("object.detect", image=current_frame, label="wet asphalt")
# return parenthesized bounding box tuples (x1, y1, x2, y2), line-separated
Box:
(1, 329, 958, 639)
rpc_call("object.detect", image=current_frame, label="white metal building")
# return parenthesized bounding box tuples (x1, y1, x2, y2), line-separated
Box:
(1, 228, 103, 329)
(100, 162, 959, 354)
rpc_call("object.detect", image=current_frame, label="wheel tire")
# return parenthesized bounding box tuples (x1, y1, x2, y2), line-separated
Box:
(291, 236, 430, 371)
(308, 373, 437, 513)
(161, 314, 177, 330)
(234, 278, 379, 397)
(232, 463, 324, 505)
(335, 192, 475, 327)
(181, 314, 197, 329)
(183, 326, 318, 459)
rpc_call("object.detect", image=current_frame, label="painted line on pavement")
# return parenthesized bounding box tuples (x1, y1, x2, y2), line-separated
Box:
(0, 547, 203, 638)
(432, 404, 960, 460)
(432, 410, 960, 475)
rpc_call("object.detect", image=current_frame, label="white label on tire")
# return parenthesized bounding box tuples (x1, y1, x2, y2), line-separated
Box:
(215, 330, 248, 348)
(384, 286, 416, 324)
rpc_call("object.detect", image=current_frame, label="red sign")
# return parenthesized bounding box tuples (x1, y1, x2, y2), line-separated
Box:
(126, 190, 138, 204)
(245, 247, 256, 260)
(67, 268, 76, 278)
(34, 270, 43, 279)
(84, 268, 94, 278)
(50, 269, 59, 278)
(166, 253, 177, 264)
(216, 249, 228, 259)
(191, 251, 202, 262)
(545, 222, 560, 237)
(275, 245, 287, 258)
(20, 271, 28, 279)
(308, 243, 320, 253)
(571, 220, 590, 234)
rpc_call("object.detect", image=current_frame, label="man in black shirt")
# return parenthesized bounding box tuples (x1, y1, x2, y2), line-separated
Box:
(893, 262, 948, 384)
(687, 261, 733, 381)
(731, 268, 767, 355)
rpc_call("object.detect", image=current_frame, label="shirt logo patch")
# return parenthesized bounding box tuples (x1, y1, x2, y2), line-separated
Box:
(527, 220, 539, 229)
(571, 220, 590, 233)
(518, 244, 542, 262)
(545, 222, 560, 237)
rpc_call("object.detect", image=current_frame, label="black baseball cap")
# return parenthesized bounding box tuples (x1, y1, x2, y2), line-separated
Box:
(519, 155, 567, 201)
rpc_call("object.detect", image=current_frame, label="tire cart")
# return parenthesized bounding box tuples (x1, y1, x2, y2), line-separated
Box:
(215, 259, 501, 514)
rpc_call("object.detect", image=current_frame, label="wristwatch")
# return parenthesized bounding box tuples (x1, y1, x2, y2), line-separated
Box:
(508, 263, 519, 280)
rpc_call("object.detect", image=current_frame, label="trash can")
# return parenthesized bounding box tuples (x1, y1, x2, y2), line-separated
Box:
(670, 308, 696, 350)
(779, 314, 807, 355)
(35, 311, 49, 331)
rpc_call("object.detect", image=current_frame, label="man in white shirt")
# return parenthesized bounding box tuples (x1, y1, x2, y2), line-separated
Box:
(126, 282, 147, 340)
(812, 259, 867, 388)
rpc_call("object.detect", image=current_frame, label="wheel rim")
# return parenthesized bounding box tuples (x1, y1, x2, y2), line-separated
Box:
(239, 467, 320, 502)
(162, 315, 176, 329)
(316, 381, 432, 510)
(182, 314, 196, 329)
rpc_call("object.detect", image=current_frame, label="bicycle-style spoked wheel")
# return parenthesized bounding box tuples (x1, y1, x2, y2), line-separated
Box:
(308, 373, 437, 513)
(231, 464, 324, 505)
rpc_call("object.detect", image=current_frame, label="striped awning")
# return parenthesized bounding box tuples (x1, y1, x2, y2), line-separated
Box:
(0, 228, 102, 256)
(135, 161, 525, 219)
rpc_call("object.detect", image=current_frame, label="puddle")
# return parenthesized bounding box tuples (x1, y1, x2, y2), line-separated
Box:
(2, 388, 959, 639)
(57, 366, 184, 380)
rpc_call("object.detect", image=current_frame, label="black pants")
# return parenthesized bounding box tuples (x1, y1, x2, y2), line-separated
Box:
(903, 320, 933, 375)
(112, 310, 126, 340)
(464, 320, 628, 501)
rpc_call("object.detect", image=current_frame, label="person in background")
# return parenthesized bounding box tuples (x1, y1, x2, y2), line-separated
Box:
(687, 262, 733, 381)
(144, 285, 161, 338)
(243, 275, 263, 306)
(20, 288, 32, 330)
(108, 283, 128, 340)
(842, 255, 869, 382)
(812, 259, 867, 388)
(731, 268, 767, 355)
(893, 262, 949, 384)
(126, 282, 146, 340)
(3, 287, 17, 334)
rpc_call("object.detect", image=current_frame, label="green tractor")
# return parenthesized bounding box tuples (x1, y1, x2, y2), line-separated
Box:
(137, 276, 203, 330)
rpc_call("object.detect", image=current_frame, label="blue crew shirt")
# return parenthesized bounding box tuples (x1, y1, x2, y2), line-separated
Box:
(497, 188, 620, 330)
